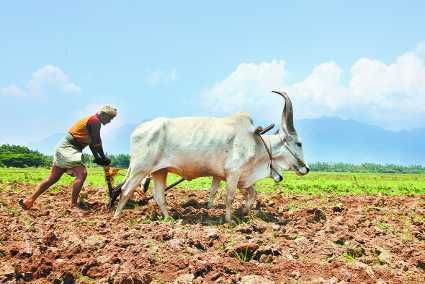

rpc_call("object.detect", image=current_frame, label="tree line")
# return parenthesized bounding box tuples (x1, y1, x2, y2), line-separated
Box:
(0, 144, 129, 168)
(1, 144, 425, 173)
(309, 162, 425, 174)
(0, 144, 52, 167)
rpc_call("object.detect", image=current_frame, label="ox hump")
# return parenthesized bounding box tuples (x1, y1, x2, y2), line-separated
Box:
(229, 112, 254, 127)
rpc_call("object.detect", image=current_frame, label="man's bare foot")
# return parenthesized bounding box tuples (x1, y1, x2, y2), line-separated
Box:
(19, 198, 33, 210)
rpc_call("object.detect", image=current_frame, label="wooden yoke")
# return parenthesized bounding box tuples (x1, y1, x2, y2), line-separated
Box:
(255, 123, 275, 135)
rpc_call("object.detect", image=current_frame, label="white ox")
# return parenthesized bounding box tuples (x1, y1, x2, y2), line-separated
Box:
(114, 91, 309, 222)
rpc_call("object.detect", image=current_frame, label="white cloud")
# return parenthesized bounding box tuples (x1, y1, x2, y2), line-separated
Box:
(28, 65, 81, 94)
(146, 68, 177, 86)
(0, 85, 25, 96)
(289, 62, 348, 118)
(202, 43, 425, 130)
(202, 60, 287, 121)
(0, 65, 81, 97)
(347, 51, 425, 129)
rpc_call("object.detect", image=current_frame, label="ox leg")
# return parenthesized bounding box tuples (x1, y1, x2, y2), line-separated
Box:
(152, 169, 169, 218)
(114, 174, 146, 218)
(225, 173, 240, 223)
(242, 186, 256, 215)
(207, 177, 220, 208)
(128, 176, 151, 200)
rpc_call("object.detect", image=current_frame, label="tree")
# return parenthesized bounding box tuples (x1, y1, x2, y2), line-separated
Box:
(0, 144, 52, 167)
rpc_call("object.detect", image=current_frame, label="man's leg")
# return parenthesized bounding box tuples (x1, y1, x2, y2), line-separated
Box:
(21, 165, 66, 209)
(68, 165, 87, 208)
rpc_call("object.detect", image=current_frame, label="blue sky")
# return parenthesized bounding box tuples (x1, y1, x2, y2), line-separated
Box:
(1, 1, 425, 144)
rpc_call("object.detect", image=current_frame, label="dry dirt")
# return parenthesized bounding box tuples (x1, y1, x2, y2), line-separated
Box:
(0, 183, 424, 283)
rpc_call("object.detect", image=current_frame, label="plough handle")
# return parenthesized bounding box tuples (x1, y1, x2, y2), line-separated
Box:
(103, 166, 114, 200)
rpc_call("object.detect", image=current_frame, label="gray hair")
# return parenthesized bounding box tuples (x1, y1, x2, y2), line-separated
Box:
(99, 105, 117, 118)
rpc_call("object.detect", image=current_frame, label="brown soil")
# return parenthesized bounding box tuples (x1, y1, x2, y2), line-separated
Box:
(0, 183, 424, 283)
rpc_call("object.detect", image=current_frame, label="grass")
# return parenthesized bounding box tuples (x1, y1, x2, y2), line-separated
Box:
(234, 246, 254, 262)
(342, 252, 357, 264)
(78, 274, 97, 284)
(233, 215, 251, 226)
(1, 167, 425, 196)
(155, 215, 176, 223)
(376, 221, 392, 232)
(287, 202, 299, 212)
(4, 206, 20, 217)
(24, 219, 34, 231)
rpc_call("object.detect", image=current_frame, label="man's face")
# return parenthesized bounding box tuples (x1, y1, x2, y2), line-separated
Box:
(99, 113, 113, 125)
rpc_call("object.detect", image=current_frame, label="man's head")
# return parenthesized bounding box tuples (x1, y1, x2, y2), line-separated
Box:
(98, 105, 117, 125)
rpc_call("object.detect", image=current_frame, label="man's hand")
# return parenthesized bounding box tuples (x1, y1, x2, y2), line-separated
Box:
(103, 157, 111, 166)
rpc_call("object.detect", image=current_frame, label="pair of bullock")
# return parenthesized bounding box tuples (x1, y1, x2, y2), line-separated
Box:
(112, 91, 309, 222)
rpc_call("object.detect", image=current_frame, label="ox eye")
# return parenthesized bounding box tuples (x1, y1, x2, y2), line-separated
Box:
(296, 142, 302, 147)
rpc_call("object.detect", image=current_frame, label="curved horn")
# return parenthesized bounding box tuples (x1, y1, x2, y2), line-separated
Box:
(272, 90, 297, 135)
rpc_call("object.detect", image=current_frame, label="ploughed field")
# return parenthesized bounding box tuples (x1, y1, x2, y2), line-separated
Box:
(0, 168, 424, 283)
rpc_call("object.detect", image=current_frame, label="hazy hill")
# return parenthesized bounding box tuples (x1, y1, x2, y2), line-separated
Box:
(28, 118, 425, 165)
(297, 117, 424, 165)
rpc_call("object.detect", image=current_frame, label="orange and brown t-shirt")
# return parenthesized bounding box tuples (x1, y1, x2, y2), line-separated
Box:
(68, 114, 102, 148)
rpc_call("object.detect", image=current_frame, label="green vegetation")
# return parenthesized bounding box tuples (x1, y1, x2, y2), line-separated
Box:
(254, 171, 425, 195)
(342, 251, 358, 264)
(1, 144, 424, 196)
(234, 246, 255, 262)
(155, 215, 176, 223)
(2, 143, 425, 174)
(0, 144, 52, 167)
(310, 162, 425, 174)
(109, 153, 130, 168)
(0, 144, 132, 169)
(1, 167, 424, 196)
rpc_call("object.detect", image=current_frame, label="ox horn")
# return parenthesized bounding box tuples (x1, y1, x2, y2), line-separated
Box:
(272, 90, 297, 135)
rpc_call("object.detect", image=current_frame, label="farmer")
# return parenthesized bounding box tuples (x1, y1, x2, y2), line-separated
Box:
(19, 105, 117, 214)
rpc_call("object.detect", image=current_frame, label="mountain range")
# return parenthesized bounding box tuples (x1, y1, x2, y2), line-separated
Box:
(28, 117, 425, 165)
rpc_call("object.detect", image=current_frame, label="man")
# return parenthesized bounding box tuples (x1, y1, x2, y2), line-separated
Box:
(19, 105, 117, 214)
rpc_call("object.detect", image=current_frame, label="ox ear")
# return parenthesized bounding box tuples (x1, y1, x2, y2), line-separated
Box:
(278, 129, 295, 143)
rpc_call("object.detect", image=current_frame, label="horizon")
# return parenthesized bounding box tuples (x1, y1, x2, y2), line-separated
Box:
(3, 142, 425, 169)
(19, 116, 424, 166)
